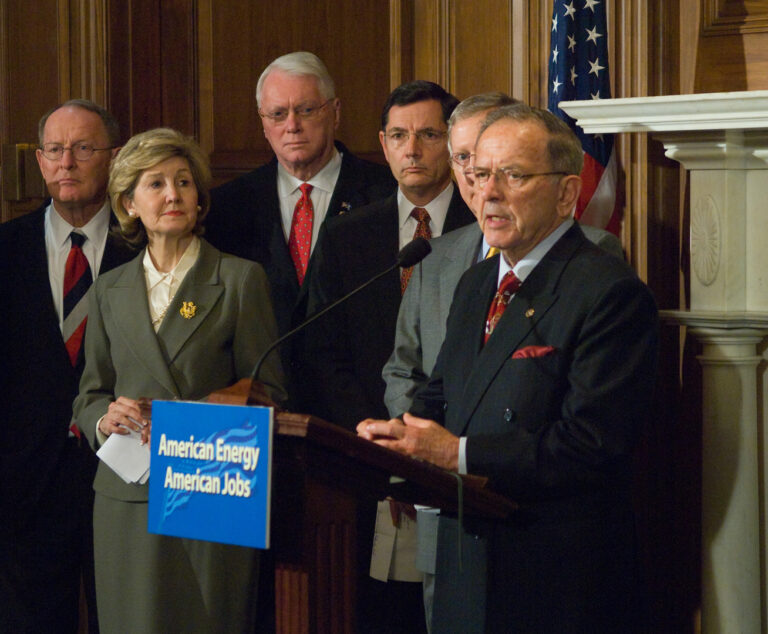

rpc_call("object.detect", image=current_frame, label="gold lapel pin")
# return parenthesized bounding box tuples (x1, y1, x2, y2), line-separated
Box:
(180, 301, 197, 319)
(525, 308, 535, 318)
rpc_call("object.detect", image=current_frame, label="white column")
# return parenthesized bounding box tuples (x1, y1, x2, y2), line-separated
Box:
(558, 92, 768, 633)
(671, 319, 768, 634)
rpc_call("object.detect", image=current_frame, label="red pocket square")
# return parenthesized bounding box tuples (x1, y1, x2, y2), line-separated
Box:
(511, 345, 556, 359)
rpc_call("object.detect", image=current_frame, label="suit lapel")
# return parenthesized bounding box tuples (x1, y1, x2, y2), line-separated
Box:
(443, 186, 474, 233)
(107, 254, 181, 396)
(327, 145, 361, 219)
(452, 226, 585, 434)
(157, 240, 224, 363)
(99, 223, 135, 274)
(438, 225, 482, 325)
(22, 209, 73, 370)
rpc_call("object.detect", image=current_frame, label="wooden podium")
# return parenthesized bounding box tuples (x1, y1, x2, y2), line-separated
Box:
(268, 410, 517, 634)
(203, 380, 516, 633)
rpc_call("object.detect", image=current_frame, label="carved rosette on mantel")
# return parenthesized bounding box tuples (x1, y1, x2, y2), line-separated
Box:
(561, 91, 768, 634)
(691, 194, 720, 287)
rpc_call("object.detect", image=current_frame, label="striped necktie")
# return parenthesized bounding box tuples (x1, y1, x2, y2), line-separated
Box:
(63, 232, 92, 372)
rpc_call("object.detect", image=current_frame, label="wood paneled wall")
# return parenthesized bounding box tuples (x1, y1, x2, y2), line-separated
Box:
(4, 1, 768, 630)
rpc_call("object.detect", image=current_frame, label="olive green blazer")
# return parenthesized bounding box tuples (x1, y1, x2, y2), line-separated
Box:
(73, 238, 286, 501)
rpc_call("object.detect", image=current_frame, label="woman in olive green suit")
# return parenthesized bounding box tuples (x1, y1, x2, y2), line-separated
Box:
(73, 128, 286, 633)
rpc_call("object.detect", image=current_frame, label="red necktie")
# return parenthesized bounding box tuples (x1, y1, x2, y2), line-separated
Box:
(63, 232, 93, 370)
(484, 270, 521, 344)
(400, 207, 432, 294)
(288, 183, 314, 285)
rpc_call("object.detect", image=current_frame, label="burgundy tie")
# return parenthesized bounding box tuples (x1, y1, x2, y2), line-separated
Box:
(400, 207, 432, 294)
(288, 183, 314, 284)
(63, 232, 93, 370)
(484, 270, 521, 344)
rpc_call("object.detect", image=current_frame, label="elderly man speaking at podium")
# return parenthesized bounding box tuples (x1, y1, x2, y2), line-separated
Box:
(359, 103, 658, 633)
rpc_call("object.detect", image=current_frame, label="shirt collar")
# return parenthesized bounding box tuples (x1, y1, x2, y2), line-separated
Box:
(47, 199, 112, 249)
(143, 235, 201, 290)
(498, 219, 573, 285)
(277, 147, 342, 198)
(396, 181, 454, 230)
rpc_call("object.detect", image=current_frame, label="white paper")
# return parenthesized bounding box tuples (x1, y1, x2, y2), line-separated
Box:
(96, 427, 150, 484)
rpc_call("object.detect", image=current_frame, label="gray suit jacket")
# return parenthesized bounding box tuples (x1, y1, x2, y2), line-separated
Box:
(73, 239, 286, 501)
(382, 222, 623, 417)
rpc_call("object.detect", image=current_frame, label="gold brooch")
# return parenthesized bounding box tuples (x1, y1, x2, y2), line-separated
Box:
(180, 301, 197, 319)
(525, 308, 535, 318)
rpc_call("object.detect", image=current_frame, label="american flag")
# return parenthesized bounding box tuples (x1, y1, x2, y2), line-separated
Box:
(548, 0, 621, 235)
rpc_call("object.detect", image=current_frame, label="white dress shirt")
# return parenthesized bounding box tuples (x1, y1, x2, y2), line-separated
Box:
(396, 182, 454, 249)
(44, 200, 112, 331)
(143, 236, 200, 332)
(277, 149, 343, 253)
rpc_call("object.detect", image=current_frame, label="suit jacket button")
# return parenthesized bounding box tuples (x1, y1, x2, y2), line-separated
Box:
(504, 408, 514, 422)
(443, 402, 448, 411)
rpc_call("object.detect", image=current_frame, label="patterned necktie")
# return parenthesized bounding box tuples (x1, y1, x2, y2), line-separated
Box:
(63, 232, 93, 370)
(400, 207, 432, 294)
(288, 183, 314, 285)
(484, 270, 521, 344)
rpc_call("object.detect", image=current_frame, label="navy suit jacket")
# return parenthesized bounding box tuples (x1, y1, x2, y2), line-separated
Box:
(0, 203, 134, 535)
(304, 186, 474, 429)
(205, 141, 395, 335)
(411, 224, 659, 632)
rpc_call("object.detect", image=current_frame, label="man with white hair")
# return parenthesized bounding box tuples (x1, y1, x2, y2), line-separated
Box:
(206, 51, 394, 344)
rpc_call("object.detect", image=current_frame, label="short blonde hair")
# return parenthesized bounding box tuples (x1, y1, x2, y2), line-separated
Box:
(109, 128, 211, 245)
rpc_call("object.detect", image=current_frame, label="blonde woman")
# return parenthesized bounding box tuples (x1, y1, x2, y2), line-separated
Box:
(74, 127, 285, 633)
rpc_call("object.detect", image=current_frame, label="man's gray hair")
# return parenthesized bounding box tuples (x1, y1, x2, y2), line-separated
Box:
(38, 99, 120, 147)
(255, 51, 336, 107)
(478, 103, 584, 175)
(447, 92, 518, 154)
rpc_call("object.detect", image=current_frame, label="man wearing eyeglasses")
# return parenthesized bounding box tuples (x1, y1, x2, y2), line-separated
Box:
(0, 99, 132, 632)
(381, 93, 625, 632)
(358, 104, 658, 632)
(303, 80, 474, 634)
(205, 51, 394, 353)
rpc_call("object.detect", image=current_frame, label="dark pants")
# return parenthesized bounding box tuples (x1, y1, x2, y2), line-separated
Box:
(0, 439, 99, 633)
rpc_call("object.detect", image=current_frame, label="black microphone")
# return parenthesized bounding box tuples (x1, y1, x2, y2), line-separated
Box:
(396, 236, 432, 268)
(250, 237, 432, 381)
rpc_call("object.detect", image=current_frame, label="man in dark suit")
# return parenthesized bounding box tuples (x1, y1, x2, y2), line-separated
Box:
(359, 104, 658, 633)
(0, 100, 132, 632)
(305, 80, 474, 429)
(205, 51, 394, 345)
(304, 80, 474, 634)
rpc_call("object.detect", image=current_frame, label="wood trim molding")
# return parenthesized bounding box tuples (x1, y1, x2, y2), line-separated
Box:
(702, 0, 768, 35)
(389, 0, 414, 88)
(510, 0, 528, 102)
(57, 0, 70, 101)
(197, 0, 214, 153)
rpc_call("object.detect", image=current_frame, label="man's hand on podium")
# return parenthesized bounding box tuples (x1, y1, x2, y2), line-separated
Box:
(356, 412, 460, 471)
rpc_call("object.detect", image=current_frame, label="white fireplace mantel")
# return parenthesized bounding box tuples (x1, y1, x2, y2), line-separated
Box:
(561, 91, 768, 634)
(559, 90, 768, 133)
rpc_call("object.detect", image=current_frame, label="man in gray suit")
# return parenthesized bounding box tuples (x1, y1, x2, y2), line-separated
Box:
(381, 93, 624, 632)
(383, 95, 624, 416)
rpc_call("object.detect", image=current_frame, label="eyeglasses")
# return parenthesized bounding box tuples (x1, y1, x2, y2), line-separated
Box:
(258, 99, 333, 124)
(449, 152, 473, 168)
(40, 143, 115, 161)
(464, 167, 568, 189)
(383, 129, 447, 148)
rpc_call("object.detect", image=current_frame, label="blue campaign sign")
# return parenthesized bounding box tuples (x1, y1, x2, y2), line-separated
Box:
(148, 400, 273, 549)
